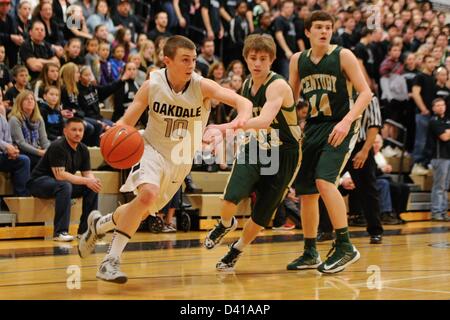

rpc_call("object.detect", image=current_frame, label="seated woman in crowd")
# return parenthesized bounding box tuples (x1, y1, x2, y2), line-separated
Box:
(8, 90, 50, 169)
(60, 62, 101, 146)
(86, 0, 118, 36)
(138, 40, 156, 72)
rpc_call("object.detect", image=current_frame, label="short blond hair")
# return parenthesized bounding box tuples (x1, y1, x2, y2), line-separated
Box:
(243, 34, 276, 60)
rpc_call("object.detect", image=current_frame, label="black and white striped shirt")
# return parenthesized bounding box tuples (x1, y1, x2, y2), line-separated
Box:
(358, 95, 382, 142)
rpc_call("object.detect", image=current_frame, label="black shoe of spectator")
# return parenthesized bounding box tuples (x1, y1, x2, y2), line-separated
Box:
(317, 231, 334, 242)
(370, 235, 382, 244)
(349, 215, 367, 227)
(381, 213, 402, 225)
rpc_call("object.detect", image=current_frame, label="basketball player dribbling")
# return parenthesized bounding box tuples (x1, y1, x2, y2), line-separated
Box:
(77, 35, 253, 283)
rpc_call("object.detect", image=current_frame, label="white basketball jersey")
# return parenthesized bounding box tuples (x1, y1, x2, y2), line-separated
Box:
(143, 69, 210, 163)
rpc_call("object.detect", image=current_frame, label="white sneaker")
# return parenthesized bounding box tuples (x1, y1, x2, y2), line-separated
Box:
(53, 232, 74, 242)
(411, 163, 429, 175)
(96, 256, 128, 283)
(162, 224, 177, 233)
(78, 210, 105, 258)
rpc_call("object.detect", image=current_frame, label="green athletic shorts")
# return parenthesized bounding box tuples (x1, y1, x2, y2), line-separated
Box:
(295, 120, 359, 195)
(223, 144, 301, 227)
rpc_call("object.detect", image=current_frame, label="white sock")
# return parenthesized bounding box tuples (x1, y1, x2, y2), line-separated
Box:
(106, 230, 130, 259)
(221, 217, 233, 228)
(232, 238, 246, 251)
(96, 213, 116, 235)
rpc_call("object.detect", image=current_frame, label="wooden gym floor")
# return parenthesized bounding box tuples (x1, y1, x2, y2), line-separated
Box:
(0, 221, 449, 300)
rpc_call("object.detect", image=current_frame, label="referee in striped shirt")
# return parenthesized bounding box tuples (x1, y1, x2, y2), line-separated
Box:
(345, 95, 384, 244)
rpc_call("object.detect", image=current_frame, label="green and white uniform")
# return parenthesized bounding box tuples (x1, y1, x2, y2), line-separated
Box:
(296, 45, 360, 195)
(223, 72, 302, 227)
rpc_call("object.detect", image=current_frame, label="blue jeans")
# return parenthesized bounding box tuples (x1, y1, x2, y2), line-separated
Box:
(0, 153, 30, 196)
(27, 176, 98, 236)
(376, 178, 393, 214)
(412, 114, 431, 164)
(431, 159, 450, 218)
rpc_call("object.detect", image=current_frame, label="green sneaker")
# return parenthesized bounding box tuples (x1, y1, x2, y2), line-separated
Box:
(287, 250, 322, 270)
(318, 242, 360, 274)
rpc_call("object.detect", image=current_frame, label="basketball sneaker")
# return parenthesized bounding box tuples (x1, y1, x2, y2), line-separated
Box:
(78, 210, 105, 258)
(317, 242, 360, 274)
(286, 250, 322, 270)
(204, 216, 238, 249)
(96, 256, 128, 283)
(53, 232, 74, 242)
(216, 241, 242, 271)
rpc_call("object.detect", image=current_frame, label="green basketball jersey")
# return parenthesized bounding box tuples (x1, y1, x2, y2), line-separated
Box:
(298, 45, 358, 122)
(241, 71, 301, 149)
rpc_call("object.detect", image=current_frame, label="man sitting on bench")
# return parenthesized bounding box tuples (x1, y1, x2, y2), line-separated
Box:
(27, 118, 101, 241)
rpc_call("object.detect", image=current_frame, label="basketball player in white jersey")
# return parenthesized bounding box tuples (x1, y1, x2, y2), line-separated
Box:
(77, 35, 253, 283)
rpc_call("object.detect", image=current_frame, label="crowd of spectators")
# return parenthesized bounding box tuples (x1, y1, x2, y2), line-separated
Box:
(0, 0, 449, 233)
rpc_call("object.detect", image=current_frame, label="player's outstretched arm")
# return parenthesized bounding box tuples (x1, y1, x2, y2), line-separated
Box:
(241, 79, 288, 130)
(328, 49, 372, 147)
(116, 79, 151, 128)
(289, 52, 302, 102)
(201, 78, 253, 131)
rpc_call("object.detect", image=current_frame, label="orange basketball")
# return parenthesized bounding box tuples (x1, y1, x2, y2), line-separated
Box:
(100, 125, 144, 169)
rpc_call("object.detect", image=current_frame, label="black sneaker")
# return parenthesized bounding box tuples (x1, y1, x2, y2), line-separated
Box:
(349, 215, 367, 227)
(370, 235, 382, 244)
(204, 217, 238, 249)
(216, 241, 242, 271)
(381, 213, 402, 225)
(317, 242, 360, 274)
(317, 231, 334, 242)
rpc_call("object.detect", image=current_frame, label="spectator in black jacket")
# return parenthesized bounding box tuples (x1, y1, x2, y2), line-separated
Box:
(38, 85, 74, 141)
(112, 62, 142, 123)
(229, 1, 250, 63)
(19, 20, 61, 81)
(0, 0, 24, 67)
(13, 0, 31, 41)
(148, 11, 172, 42)
(112, 0, 143, 42)
(77, 65, 131, 130)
